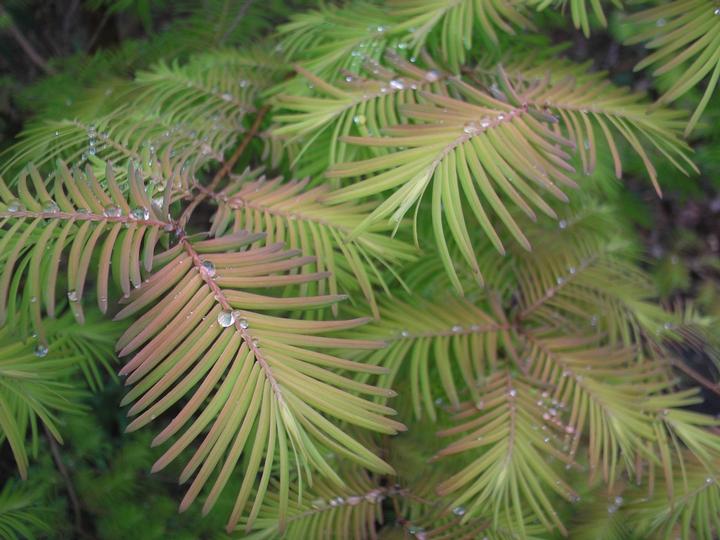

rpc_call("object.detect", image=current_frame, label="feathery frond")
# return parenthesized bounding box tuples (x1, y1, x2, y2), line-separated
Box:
(387, 0, 534, 71)
(625, 0, 720, 135)
(0, 161, 172, 342)
(208, 169, 416, 316)
(433, 371, 577, 536)
(0, 481, 52, 540)
(116, 230, 404, 532)
(0, 326, 84, 478)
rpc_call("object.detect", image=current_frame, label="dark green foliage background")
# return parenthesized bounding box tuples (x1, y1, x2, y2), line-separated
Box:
(0, 1, 719, 538)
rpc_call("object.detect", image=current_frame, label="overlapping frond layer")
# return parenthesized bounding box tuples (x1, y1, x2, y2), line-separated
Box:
(0, 481, 52, 539)
(514, 223, 671, 347)
(42, 308, 124, 391)
(242, 468, 384, 539)
(433, 371, 577, 536)
(0, 326, 84, 479)
(0, 162, 171, 342)
(1, 49, 275, 184)
(325, 80, 579, 290)
(486, 60, 697, 193)
(528, 0, 623, 37)
(209, 170, 416, 316)
(275, 3, 402, 86)
(626, 0, 720, 135)
(518, 330, 662, 482)
(116, 231, 404, 531)
(387, 0, 533, 70)
(626, 457, 720, 540)
(272, 56, 448, 176)
(357, 295, 509, 418)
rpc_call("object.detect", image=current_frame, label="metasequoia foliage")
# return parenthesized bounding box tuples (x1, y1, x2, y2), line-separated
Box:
(1, 0, 720, 539)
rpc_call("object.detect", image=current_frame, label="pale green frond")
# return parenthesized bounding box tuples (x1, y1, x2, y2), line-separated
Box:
(484, 60, 697, 194)
(625, 0, 720, 135)
(0, 162, 172, 342)
(116, 231, 404, 531)
(518, 330, 661, 484)
(326, 79, 577, 291)
(433, 371, 577, 536)
(1, 48, 273, 184)
(241, 467, 383, 539)
(356, 295, 509, 418)
(0, 481, 53, 540)
(209, 170, 417, 317)
(626, 457, 720, 540)
(275, 3, 403, 86)
(529, 0, 623, 37)
(44, 308, 126, 391)
(510, 202, 683, 349)
(271, 56, 448, 175)
(0, 326, 85, 478)
(387, 0, 535, 71)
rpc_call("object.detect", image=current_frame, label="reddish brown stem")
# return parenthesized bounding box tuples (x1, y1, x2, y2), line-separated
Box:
(0, 4, 55, 74)
(43, 425, 87, 538)
(179, 106, 269, 228)
(177, 232, 284, 404)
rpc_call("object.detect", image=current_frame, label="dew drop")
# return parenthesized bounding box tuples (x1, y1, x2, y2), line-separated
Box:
(475, 400, 485, 410)
(252, 337, 260, 347)
(347, 495, 362, 505)
(353, 114, 366, 126)
(556, 276, 565, 285)
(715, 8, 720, 15)
(43, 200, 60, 213)
(568, 266, 576, 275)
(425, 70, 440, 83)
(201, 259, 216, 277)
(463, 121, 482, 135)
(217, 310, 235, 327)
(130, 207, 150, 220)
(508, 388, 517, 397)
(452, 506, 466, 516)
(67, 290, 79, 302)
(103, 205, 122, 218)
(6, 199, 23, 212)
(34, 344, 49, 357)
(238, 317, 249, 329)
(558, 219, 568, 229)
(399, 329, 410, 338)
(451, 325, 463, 333)
(706, 476, 714, 484)
(221, 93, 233, 102)
(389, 79, 405, 90)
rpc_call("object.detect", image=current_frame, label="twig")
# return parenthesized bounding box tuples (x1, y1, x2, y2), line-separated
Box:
(670, 358, 720, 397)
(43, 425, 86, 537)
(0, 4, 55, 75)
(219, 0, 254, 45)
(178, 105, 269, 228)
